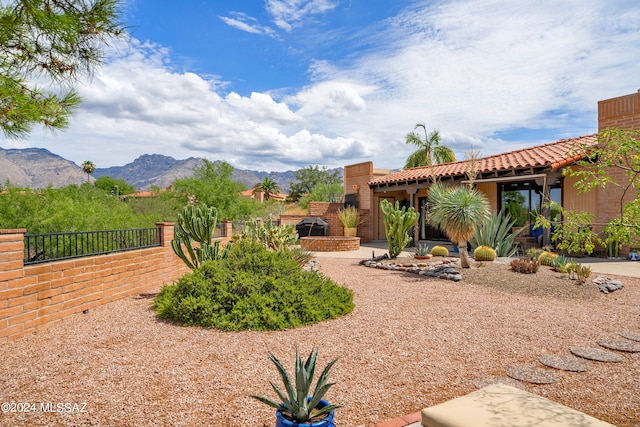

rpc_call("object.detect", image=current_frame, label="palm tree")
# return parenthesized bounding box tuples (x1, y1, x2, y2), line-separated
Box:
(81, 160, 96, 182)
(252, 177, 282, 201)
(404, 123, 456, 169)
(427, 183, 489, 268)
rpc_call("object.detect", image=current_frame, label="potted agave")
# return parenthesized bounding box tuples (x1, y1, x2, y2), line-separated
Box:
(249, 348, 340, 427)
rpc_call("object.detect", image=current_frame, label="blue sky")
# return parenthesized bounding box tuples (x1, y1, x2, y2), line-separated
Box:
(6, 0, 640, 172)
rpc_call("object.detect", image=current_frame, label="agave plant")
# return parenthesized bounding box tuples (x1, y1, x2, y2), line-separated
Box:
(249, 348, 340, 424)
(469, 209, 523, 257)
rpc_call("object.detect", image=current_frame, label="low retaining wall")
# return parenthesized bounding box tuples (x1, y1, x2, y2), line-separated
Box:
(0, 222, 232, 344)
(300, 236, 360, 252)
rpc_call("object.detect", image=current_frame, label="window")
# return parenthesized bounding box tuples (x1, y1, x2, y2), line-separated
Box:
(499, 181, 561, 227)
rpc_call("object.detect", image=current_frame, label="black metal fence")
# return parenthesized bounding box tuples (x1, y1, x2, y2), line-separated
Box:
(24, 227, 162, 265)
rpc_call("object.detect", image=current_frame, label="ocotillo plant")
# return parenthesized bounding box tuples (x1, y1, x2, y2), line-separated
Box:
(172, 204, 229, 269)
(380, 199, 419, 258)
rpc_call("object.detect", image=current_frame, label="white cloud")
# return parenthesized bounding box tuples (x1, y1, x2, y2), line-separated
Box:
(218, 12, 277, 37)
(291, 81, 373, 118)
(14, 0, 640, 175)
(225, 92, 301, 125)
(266, 0, 338, 31)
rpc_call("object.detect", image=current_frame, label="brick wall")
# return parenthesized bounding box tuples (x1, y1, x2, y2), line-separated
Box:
(0, 222, 232, 343)
(596, 90, 640, 250)
(598, 89, 640, 131)
(300, 236, 360, 252)
(308, 202, 371, 242)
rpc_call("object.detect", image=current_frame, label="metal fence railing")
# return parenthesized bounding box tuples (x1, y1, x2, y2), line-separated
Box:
(24, 227, 162, 265)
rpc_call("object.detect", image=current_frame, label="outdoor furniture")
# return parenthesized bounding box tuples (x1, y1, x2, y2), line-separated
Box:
(421, 383, 614, 427)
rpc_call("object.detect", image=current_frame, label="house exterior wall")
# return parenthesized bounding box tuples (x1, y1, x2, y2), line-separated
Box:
(598, 89, 640, 131)
(596, 90, 640, 249)
(476, 183, 498, 212)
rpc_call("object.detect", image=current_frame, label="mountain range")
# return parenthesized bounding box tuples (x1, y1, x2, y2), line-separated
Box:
(0, 147, 340, 193)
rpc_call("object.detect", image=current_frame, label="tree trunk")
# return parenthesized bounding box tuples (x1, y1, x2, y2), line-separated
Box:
(459, 240, 471, 268)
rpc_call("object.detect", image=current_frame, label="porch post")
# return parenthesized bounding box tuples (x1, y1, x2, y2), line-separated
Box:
(407, 187, 418, 243)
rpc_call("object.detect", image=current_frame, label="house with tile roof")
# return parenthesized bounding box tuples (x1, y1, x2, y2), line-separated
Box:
(343, 89, 640, 253)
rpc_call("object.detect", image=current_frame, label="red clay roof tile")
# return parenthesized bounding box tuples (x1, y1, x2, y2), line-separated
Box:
(369, 134, 598, 186)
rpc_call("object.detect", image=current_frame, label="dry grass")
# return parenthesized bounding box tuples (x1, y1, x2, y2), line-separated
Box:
(0, 259, 638, 426)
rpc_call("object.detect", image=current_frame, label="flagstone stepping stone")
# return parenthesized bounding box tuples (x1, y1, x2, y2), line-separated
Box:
(539, 354, 590, 372)
(597, 338, 640, 353)
(570, 347, 624, 362)
(504, 365, 558, 384)
(619, 331, 640, 342)
(472, 375, 527, 390)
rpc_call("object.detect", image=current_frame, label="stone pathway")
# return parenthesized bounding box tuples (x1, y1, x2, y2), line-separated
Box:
(480, 330, 640, 388)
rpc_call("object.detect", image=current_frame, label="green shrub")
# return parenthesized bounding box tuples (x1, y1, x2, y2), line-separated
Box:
(239, 218, 298, 252)
(154, 240, 354, 331)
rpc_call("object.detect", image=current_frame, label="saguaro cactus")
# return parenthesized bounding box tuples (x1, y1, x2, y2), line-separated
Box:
(172, 204, 229, 269)
(380, 199, 419, 258)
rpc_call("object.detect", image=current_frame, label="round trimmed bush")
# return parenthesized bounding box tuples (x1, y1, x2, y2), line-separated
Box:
(154, 239, 354, 331)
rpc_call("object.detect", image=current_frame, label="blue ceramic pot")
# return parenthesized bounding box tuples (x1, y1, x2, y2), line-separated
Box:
(275, 399, 335, 427)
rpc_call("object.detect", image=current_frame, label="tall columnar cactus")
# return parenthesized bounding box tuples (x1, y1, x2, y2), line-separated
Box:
(380, 199, 419, 258)
(172, 204, 229, 269)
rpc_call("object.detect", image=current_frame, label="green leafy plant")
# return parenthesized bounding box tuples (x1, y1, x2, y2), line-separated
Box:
(473, 245, 497, 261)
(249, 348, 340, 424)
(337, 206, 362, 228)
(533, 203, 603, 256)
(380, 199, 419, 258)
(431, 245, 449, 257)
(171, 204, 230, 269)
(510, 258, 539, 274)
(469, 209, 523, 257)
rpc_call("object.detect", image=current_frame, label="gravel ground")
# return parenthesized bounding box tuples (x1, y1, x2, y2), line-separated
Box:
(0, 258, 639, 427)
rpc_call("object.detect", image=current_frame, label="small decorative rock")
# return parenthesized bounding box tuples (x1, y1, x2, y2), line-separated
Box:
(592, 276, 624, 293)
(360, 257, 462, 282)
(303, 260, 321, 271)
(570, 347, 624, 362)
(539, 354, 590, 372)
(504, 365, 558, 384)
(596, 338, 640, 353)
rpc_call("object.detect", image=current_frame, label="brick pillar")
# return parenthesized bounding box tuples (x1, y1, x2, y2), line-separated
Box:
(155, 222, 176, 247)
(0, 229, 26, 279)
(220, 220, 233, 238)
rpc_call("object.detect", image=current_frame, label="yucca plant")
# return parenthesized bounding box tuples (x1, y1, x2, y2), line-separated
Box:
(249, 348, 340, 425)
(427, 183, 490, 268)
